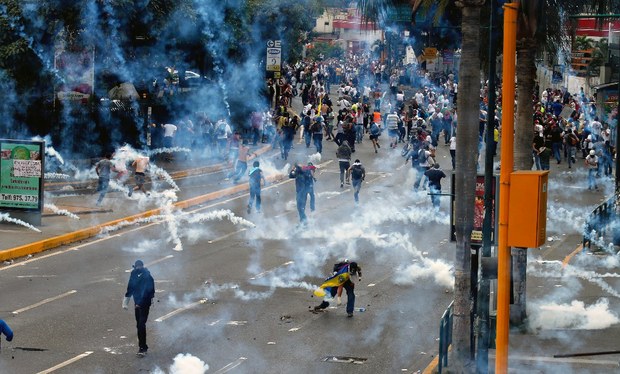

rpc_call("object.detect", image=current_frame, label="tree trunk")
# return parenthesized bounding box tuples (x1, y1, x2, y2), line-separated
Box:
(452, 2, 483, 372)
(515, 38, 536, 170)
(511, 37, 536, 326)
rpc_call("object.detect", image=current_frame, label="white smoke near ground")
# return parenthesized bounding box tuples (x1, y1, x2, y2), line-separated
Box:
(529, 257, 620, 298)
(44, 173, 70, 180)
(546, 203, 588, 233)
(0, 213, 41, 232)
(529, 298, 620, 330)
(394, 258, 454, 289)
(44, 203, 80, 220)
(307, 152, 322, 165)
(181, 209, 255, 228)
(153, 353, 209, 374)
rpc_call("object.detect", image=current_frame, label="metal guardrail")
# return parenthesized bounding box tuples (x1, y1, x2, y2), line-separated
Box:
(438, 300, 454, 374)
(583, 195, 617, 250)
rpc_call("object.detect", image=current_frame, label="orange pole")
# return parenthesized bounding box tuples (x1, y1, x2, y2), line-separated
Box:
(496, 3, 519, 374)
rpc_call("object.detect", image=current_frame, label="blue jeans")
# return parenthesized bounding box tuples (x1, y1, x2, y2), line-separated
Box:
(249, 184, 261, 211)
(533, 151, 542, 170)
(552, 142, 562, 163)
(588, 169, 598, 189)
(304, 130, 312, 148)
(355, 124, 364, 143)
(317, 280, 356, 314)
(313, 133, 323, 153)
(96, 178, 109, 204)
(296, 189, 308, 222)
(429, 186, 441, 208)
(352, 178, 362, 202)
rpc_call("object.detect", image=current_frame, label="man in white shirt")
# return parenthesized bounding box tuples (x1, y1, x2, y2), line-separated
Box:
(162, 123, 177, 148)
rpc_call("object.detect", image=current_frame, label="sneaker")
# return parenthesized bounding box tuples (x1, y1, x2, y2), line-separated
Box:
(247, 205, 251, 214)
(136, 349, 147, 357)
(128, 190, 133, 197)
(347, 313, 353, 318)
(340, 183, 344, 188)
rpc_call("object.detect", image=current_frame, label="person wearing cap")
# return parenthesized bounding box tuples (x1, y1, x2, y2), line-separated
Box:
(585, 150, 599, 190)
(123, 260, 155, 356)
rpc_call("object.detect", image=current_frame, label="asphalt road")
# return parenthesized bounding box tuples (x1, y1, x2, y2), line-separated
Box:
(0, 133, 456, 373)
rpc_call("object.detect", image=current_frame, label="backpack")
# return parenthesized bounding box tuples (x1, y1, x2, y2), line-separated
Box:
(569, 134, 578, 146)
(310, 121, 321, 133)
(418, 149, 428, 164)
(370, 122, 380, 136)
(351, 164, 363, 180)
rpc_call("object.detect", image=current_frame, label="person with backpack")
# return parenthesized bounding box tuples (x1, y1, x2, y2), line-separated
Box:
(348, 159, 366, 204)
(369, 120, 382, 153)
(289, 163, 315, 224)
(311, 116, 325, 154)
(313, 259, 362, 317)
(336, 140, 352, 188)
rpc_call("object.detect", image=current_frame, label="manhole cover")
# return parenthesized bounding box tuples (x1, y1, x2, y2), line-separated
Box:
(322, 356, 367, 364)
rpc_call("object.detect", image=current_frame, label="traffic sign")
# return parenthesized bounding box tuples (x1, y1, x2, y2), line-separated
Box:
(266, 40, 281, 72)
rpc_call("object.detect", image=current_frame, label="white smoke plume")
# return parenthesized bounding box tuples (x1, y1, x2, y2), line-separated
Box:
(44, 203, 80, 220)
(0, 212, 41, 232)
(44, 173, 70, 180)
(394, 258, 454, 289)
(529, 298, 620, 330)
(153, 353, 209, 374)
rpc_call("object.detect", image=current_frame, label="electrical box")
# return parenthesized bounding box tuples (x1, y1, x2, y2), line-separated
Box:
(507, 171, 549, 248)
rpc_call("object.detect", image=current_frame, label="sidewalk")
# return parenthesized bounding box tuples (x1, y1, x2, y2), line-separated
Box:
(0, 144, 273, 261)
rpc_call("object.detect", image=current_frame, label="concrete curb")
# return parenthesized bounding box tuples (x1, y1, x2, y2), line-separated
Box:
(0, 171, 286, 262)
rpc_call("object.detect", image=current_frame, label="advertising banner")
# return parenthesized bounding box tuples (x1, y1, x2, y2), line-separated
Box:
(0, 140, 44, 211)
(450, 174, 498, 246)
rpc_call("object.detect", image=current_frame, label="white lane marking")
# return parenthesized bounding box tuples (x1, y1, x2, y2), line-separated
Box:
(249, 261, 294, 280)
(155, 298, 208, 322)
(288, 327, 300, 332)
(208, 319, 221, 326)
(207, 228, 247, 244)
(491, 353, 620, 366)
(213, 357, 248, 374)
(367, 283, 376, 287)
(37, 351, 93, 374)
(226, 321, 247, 326)
(0, 235, 121, 272)
(125, 255, 174, 273)
(12, 290, 77, 315)
(16, 275, 57, 278)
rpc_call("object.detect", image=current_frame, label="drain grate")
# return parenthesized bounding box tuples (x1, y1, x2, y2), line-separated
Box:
(322, 356, 367, 364)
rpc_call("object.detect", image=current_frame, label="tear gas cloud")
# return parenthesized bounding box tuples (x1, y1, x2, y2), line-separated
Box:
(153, 353, 209, 374)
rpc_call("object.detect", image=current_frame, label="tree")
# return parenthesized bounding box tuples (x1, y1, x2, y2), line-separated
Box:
(452, 1, 485, 372)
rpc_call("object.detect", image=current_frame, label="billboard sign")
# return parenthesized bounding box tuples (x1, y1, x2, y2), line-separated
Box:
(0, 139, 45, 211)
(450, 174, 498, 246)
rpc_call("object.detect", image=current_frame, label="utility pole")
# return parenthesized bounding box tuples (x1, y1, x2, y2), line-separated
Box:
(477, 0, 498, 372)
(496, 3, 518, 374)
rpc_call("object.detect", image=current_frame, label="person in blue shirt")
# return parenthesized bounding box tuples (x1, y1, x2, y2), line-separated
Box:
(122, 260, 155, 356)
